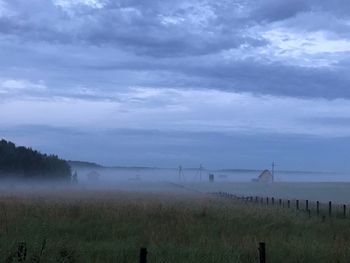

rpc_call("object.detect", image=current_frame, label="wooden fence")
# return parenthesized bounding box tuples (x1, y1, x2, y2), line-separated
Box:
(139, 244, 267, 263)
(211, 191, 348, 219)
(14, 243, 267, 263)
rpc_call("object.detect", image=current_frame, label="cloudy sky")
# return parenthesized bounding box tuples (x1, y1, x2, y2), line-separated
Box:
(1, 0, 350, 171)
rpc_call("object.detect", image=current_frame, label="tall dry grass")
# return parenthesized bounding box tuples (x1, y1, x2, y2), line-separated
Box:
(0, 189, 349, 262)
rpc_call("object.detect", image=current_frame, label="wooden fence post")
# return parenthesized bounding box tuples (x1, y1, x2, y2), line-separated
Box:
(296, 200, 299, 210)
(329, 201, 332, 217)
(316, 201, 320, 216)
(259, 242, 266, 263)
(343, 204, 346, 218)
(279, 199, 282, 206)
(306, 200, 309, 211)
(17, 242, 27, 262)
(272, 197, 275, 205)
(140, 248, 148, 263)
(287, 200, 290, 208)
(266, 197, 269, 205)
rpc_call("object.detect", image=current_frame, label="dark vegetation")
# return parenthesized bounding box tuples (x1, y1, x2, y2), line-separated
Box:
(67, 160, 102, 169)
(0, 139, 71, 180)
(0, 190, 349, 263)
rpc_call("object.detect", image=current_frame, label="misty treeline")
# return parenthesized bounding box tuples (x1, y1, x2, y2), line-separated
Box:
(0, 139, 71, 180)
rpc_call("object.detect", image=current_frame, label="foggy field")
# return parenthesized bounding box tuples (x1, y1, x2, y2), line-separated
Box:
(1, 187, 350, 263)
(74, 166, 350, 203)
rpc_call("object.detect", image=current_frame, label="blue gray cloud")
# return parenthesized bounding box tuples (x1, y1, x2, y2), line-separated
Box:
(1, 0, 350, 169)
(0, 0, 349, 98)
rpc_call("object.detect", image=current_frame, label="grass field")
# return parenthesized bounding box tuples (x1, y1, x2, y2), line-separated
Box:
(0, 186, 350, 262)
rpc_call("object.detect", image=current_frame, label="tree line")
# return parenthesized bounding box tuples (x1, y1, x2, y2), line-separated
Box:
(0, 139, 71, 180)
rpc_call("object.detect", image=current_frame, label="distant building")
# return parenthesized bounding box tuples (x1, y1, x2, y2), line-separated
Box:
(86, 171, 101, 181)
(252, 169, 273, 183)
(128, 174, 141, 181)
(209, 173, 214, 182)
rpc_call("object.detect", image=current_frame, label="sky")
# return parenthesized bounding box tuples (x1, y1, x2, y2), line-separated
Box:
(1, 0, 350, 171)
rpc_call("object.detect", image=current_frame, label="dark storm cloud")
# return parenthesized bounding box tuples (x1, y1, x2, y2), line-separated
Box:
(252, 0, 311, 22)
(180, 61, 350, 98)
(0, 0, 350, 99)
(302, 117, 350, 127)
(0, 0, 252, 57)
(84, 55, 350, 99)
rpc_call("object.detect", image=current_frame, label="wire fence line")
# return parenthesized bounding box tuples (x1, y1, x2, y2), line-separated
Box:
(10, 242, 268, 263)
(210, 191, 349, 220)
(138, 245, 267, 263)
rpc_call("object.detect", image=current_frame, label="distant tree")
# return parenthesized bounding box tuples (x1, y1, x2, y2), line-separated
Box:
(0, 139, 72, 180)
(72, 171, 78, 184)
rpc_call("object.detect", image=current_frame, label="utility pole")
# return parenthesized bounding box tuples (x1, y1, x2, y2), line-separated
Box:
(178, 165, 184, 181)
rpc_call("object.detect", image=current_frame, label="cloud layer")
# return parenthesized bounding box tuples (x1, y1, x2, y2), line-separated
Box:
(2, 86, 350, 137)
(0, 0, 350, 98)
(1, 0, 350, 168)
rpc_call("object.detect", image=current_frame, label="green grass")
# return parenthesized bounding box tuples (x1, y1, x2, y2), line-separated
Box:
(0, 189, 349, 262)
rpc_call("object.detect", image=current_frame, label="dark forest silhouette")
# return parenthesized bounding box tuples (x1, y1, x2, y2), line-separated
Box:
(0, 139, 71, 180)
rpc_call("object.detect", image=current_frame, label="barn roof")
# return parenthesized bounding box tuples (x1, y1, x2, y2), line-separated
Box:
(257, 169, 273, 183)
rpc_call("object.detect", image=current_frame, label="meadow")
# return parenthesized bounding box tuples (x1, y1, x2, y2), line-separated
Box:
(0, 185, 350, 262)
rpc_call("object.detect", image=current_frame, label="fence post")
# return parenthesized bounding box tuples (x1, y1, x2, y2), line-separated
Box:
(316, 201, 320, 216)
(266, 197, 269, 205)
(343, 204, 346, 218)
(296, 200, 299, 210)
(140, 248, 148, 263)
(287, 200, 290, 208)
(329, 201, 332, 217)
(272, 197, 274, 205)
(306, 200, 309, 211)
(279, 199, 282, 206)
(259, 242, 266, 263)
(17, 242, 27, 262)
